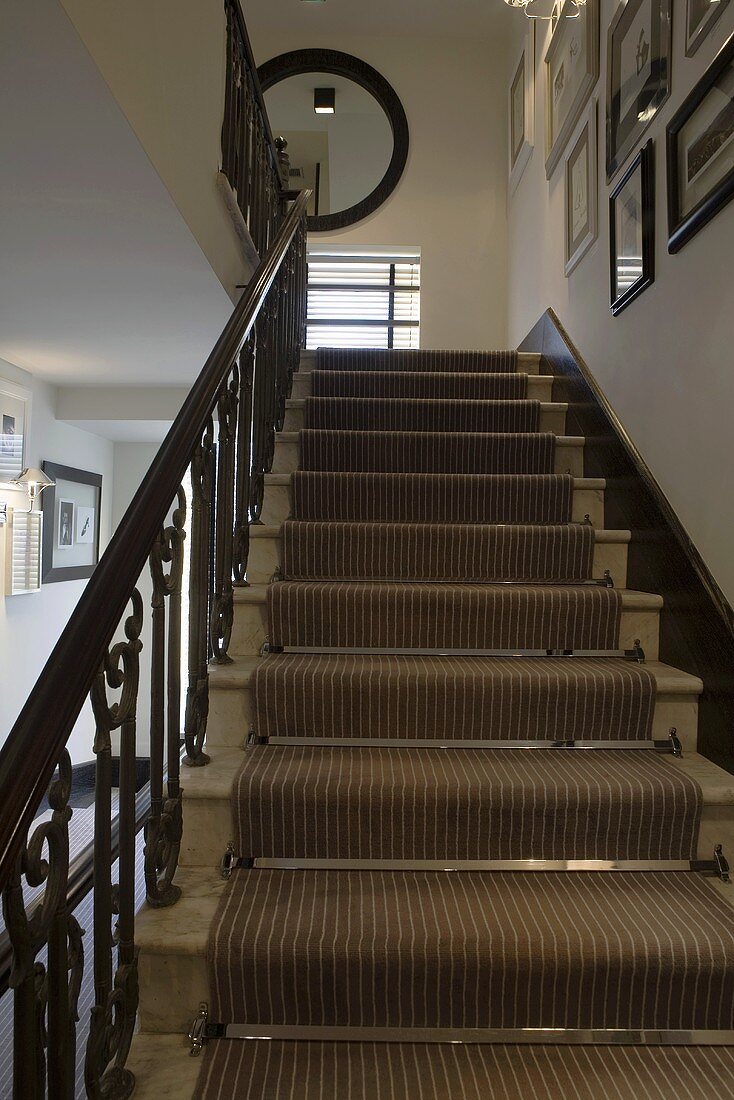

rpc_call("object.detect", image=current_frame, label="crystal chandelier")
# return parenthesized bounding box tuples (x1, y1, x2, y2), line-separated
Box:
(503, 0, 586, 18)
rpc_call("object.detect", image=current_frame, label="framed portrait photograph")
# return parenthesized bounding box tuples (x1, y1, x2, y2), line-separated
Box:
(41, 461, 102, 583)
(0, 379, 31, 486)
(606, 0, 672, 181)
(57, 501, 75, 550)
(565, 99, 599, 275)
(509, 22, 536, 193)
(667, 34, 734, 253)
(686, 0, 730, 57)
(544, 0, 600, 179)
(609, 139, 655, 315)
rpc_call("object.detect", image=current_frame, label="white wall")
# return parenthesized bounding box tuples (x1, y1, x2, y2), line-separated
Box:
(58, 0, 252, 300)
(507, 5, 734, 605)
(249, 27, 512, 350)
(0, 359, 114, 763)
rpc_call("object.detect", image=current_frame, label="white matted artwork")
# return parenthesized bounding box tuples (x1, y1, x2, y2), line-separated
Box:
(509, 22, 536, 194)
(564, 99, 598, 275)
(0, 378, 31, 486)
(75, 505, 96, 545)
(544, 0, 600, 179)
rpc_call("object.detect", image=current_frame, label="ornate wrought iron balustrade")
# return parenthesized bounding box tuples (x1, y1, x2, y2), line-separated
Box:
(221, 0, 283, 256)
(0, 185, 309, 1096)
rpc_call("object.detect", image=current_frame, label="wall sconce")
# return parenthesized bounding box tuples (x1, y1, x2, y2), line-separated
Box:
(11, 467, 54, 512)
(314, 88, 336, 114)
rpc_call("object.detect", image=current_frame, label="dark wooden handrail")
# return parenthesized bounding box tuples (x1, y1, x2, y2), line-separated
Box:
(0, 189, 311, 891)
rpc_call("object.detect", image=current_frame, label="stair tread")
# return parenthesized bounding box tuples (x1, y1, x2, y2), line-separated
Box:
(208, 657, 703, 695)
(277, 431, 584, 443)
(251, 523, 629, 542)
(209, 867, 734, 1028)
(181, 747, 733, 810)
(133, 1033, 734, 1100)
(265, 473, 607, 487)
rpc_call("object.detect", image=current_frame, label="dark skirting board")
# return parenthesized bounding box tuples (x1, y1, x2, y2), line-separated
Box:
(519, 308, 734, 771)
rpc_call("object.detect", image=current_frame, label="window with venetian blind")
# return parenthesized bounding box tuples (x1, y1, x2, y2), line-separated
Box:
(305, 249, 420, 351)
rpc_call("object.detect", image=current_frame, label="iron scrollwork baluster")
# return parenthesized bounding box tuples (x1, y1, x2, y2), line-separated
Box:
(2, 749, 83, 1099)
(85, 591, 143, 1099)
(146, 488, 187, 907)
(210, 367, 239, 663)
(185, 419, 215, 766)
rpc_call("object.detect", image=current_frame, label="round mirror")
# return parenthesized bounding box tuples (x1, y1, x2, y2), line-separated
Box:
(259, 50, 409, 232)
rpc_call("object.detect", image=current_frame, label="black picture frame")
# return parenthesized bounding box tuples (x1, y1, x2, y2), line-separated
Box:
(686, 0, 730, 57)
(258, 49, 410, 233)
(606, 0, 672, 181)
(609, 139, 655, 315)
(41, 461, 102, 583)
(667, 34, 734, 254)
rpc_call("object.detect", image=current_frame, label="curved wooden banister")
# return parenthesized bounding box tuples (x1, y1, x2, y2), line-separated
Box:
(0, 188, 310, 891)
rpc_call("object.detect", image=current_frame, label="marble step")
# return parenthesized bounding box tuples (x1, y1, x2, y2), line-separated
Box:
(297, 350, 543, 376)
(206, 658, 703, 754)
(228, 585, 663, 661)
(291, 371, 556, 401)
(282, 400, 568, 435)
(272, 433, 586, 477)
(176, 746, 734, 870)
(261, 474, 607, 528)
(245, 525, 630, 586)
(138, 778, 734, 1035)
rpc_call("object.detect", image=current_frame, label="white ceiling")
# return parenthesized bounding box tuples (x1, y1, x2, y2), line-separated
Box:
(0, 0, 234, 388)
(244, 0, 510, 38)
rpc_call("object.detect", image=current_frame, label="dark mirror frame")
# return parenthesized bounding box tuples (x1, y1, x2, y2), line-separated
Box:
(258, 49, 409, 232)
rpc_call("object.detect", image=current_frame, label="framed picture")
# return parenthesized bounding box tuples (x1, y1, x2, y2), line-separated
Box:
(606, 0, 672, 181)
(509, 22, 535, 193)
(0, 379, 31, 487)
(544, 0, 600, 179)
(510, 23, 534, 193)
(57, 501, 75, 550)
(565, 99, 599, 275)
(667, 34, 734, 253)
(609, 139, 655, 314)
(686, 0, 730, 57)
(41, 461, 102, 583)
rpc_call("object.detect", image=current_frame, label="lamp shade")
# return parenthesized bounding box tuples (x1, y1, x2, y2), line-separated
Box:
(12, 467, 55, 491)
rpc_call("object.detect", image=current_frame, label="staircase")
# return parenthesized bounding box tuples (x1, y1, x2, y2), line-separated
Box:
(133, 346, 734, 1098)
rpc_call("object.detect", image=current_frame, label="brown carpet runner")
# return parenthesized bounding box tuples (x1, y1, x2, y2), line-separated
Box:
(250, 655, 656, 742)
(280, 521, 595, 582)
(233, 748, 700, 860)
(304, 397, 541, 433)
(312, 369, 530, 399)
(268, 582, 622, 650)
(316, 348, 519, 372)
(198, 1040, 734, 1100)
(299, 431, 556, 473)
(208, 869, 734, 1029)
(291, 472, 575, 523)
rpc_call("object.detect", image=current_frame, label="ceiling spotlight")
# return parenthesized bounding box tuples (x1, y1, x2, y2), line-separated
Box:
(314, 88, 336, 114)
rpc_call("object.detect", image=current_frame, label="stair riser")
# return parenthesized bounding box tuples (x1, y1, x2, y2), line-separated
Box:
(261, 481, 605, 527)
(290, 374, 554, 400)
(282, 405, 567, 434)
(297, 351, 543, 376)
(138, 953, 209, 1034)
(245, 533, 627, 587)
(178, 797, 732, 871)
(271, 436, 585, 477)
(228, 601, 660, 660)
(205, 683, 699, 752)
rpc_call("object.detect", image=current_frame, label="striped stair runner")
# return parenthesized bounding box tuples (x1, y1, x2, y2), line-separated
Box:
(197, 347, 734, 1097)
